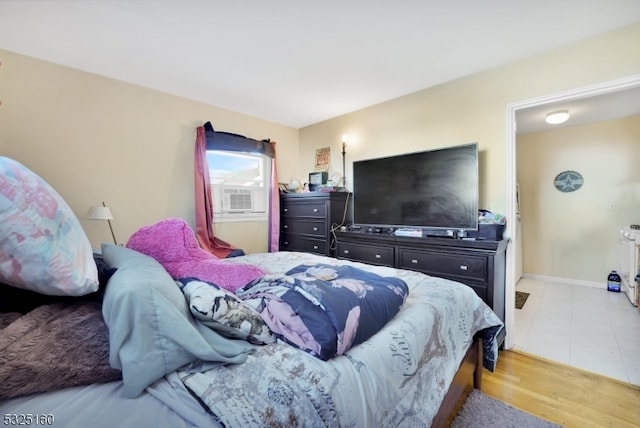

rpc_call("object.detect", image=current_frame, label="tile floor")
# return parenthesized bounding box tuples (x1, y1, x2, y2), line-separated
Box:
(513, 277, 640, 386)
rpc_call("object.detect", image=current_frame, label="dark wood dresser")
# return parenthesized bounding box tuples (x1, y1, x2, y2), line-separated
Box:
(279, 192, 351, 257)
(335, 230, 508, 326)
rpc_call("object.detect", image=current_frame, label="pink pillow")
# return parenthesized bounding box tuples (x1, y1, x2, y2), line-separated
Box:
(0, 157, 99, 296)
(126, 217, 264, 292)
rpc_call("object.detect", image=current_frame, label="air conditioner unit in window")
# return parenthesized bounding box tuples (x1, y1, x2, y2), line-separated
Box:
(222, 187, 253, 212)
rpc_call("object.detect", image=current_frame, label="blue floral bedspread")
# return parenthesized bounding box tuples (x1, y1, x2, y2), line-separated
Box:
(176, 252, 504, 428)
(237, 263, 409, 360)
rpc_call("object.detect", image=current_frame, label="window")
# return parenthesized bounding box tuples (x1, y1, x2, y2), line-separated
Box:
(207, 150, 271, 222)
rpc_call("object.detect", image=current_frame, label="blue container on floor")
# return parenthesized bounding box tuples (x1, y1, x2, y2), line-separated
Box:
(607, 270, 621, 292)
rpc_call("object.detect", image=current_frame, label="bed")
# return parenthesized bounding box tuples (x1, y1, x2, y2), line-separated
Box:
(0, 156, 503, 427)
(0, 249, 502, 428)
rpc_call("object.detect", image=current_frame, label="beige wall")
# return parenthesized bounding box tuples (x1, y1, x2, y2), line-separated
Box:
(517, 116, 640, 283)
(1, 23, 639, 258)
(0, 49, 299, 253)
(298, 23, 640, 218)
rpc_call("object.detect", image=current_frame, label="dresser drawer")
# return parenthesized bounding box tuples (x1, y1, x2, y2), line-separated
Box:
(398, 249, 487, 283)
(337, 242, 394, 267)
(282, 202, 326, 218)
(281, 220, 326, 237)
(280, 236, 327, 255)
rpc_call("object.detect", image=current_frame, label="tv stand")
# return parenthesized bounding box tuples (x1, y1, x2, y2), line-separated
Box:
(336, 230, 508, 336)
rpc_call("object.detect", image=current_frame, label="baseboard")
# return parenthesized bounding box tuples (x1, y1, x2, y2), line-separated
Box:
(521, 273, 604, 290)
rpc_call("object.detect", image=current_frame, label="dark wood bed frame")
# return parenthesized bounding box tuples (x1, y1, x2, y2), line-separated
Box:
(430, 337, 483, 428)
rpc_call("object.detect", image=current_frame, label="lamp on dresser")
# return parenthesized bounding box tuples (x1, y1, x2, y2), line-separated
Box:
(341, 134, 348, 188)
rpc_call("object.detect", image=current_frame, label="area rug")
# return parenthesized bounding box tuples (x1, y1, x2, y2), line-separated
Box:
(450, 390, 562, 428)
(515, 291, 530, 309)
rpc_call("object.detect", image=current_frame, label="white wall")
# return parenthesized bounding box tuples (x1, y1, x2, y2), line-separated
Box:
(2, 23, 639, 257)
(0, 49, 300, 253)
(517, 116, 640, 284)
(298, 23, 640, 219)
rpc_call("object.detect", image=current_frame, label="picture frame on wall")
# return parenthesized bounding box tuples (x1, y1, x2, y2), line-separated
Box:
(314, 147, 330, 172)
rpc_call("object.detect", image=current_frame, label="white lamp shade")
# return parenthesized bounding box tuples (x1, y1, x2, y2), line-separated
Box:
(86, 206, 114, 220)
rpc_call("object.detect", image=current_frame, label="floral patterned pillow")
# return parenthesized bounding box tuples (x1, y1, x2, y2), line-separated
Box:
(0, 157, 98, 296)
(177, 277, 275, 345)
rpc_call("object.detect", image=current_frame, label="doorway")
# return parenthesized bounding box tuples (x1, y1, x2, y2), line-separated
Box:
(503, 74, 640, 350)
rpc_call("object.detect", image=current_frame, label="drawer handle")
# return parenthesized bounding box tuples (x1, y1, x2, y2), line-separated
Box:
(411, 259, 418, 264)
(343, 250, 350, 254)
(283, 225, 288, 229)
(313, 227, 318, 231)
(284, 208, 288, 212)
(284, 241, 289, 245)
(313, 245, 319, 250)
(313, 208, 319, 213)
(375, 254, 381, 259)
(460, 265, 468, 271)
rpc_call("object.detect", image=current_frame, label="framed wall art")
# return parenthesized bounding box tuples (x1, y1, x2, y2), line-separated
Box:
(314, 147, 330, 172)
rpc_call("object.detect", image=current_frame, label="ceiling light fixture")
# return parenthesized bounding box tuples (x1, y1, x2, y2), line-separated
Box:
(545, 110, 570, 125)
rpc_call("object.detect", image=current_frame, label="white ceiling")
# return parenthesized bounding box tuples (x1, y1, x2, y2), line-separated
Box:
(515, 86, 640, 134)
(1, 1, 639, 129)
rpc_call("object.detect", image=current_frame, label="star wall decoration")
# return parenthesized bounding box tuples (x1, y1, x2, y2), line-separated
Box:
(553, 170, 584, 193)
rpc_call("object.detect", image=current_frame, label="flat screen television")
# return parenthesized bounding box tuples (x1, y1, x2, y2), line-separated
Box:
(352, 142, 478, 233)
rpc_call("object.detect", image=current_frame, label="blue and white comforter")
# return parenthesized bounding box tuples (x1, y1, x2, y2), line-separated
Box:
(237, 263, 409, 360)
(177, 252, 503, 427)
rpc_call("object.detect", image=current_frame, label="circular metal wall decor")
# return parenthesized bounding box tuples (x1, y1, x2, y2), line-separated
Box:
(553, 170, 584, 193)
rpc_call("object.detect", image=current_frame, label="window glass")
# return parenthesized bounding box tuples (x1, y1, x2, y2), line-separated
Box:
(207, 151, 264, 188)
(206, 150, 270, 221)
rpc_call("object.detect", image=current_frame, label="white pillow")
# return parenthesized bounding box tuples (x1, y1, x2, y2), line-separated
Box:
(0, 157, 98, 296)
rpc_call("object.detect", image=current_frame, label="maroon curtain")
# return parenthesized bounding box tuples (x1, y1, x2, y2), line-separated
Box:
(194, 126, 235, 258)
(268, 143, 280, 252)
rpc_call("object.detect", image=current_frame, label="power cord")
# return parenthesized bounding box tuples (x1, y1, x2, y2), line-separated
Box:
(329, 192, 351, 251)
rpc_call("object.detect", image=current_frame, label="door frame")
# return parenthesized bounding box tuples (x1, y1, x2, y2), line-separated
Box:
(503, 74, 640, 349)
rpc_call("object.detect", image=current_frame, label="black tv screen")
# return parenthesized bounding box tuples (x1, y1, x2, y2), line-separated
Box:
(353, 143, 478, 231)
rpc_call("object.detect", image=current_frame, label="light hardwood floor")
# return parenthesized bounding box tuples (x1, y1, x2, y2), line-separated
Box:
(481, 350, 640, 428)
